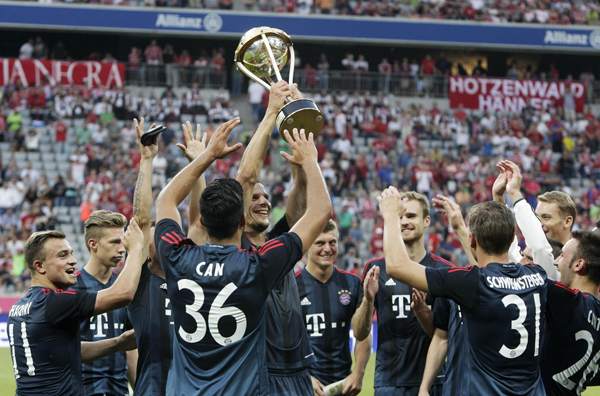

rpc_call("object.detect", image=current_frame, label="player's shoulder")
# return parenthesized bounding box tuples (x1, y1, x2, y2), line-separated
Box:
(547, 279, 581, 296)
(361, 256, 385, 281)
(294, 267, 304, 278)
(335, 267, 361, 281)
(428, 252, 455, 268)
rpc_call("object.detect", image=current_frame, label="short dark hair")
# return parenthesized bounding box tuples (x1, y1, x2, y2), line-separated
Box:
(467, 201, 515, 256)
(322, 220, 338, 235)
(200, 178, 244, 240)
(547, 238, 563, 260)
(571, 231, 600, 285)
(24, 230, 66, 271)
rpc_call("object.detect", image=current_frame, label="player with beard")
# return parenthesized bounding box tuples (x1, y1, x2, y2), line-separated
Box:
(75, 209, 138, 394)
(126, 119, 209, 396)
(352, 191, 452, 396)
(236, 81, 316, 395)
(295, 220, 372, 396)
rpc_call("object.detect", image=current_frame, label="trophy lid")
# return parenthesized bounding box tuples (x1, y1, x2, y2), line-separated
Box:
(234, 27, 293, 79)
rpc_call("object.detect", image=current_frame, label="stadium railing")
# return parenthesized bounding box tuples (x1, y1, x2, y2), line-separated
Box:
(125, 63, 227, 89)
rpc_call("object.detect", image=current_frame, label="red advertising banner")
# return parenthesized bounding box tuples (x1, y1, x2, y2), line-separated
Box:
(448, 76, 586, 113)
(0, 58, 125, 88)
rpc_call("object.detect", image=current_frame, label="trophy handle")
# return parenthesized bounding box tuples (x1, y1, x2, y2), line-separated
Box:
(236, 61, 272, 91)
(261, 33, 284, 83)
(288, 45, 295, 86)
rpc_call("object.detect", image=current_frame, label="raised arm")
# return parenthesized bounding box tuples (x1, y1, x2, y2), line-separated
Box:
(176, 121, 208, 245)
(342, 333, 372, 396)
(352, 265, 379, 341)
(432, 195, 477, 267)
(81, 329, 137, 363)
(133, 118, 158, 258)
(418, 328, 449, 396)
(94, 219, 145, 315)
(491, 165, 523, 263)
(283, 129, 333, 254)
(155, 118, 242, 223)
(237, 81, 291, 213)
(379, 187, 429, 292)
(284, 84, 308, 227)
(499, 160, 557, 279)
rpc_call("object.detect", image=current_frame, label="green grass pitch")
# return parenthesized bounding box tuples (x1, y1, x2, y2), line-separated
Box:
(1, 348, 600, 395)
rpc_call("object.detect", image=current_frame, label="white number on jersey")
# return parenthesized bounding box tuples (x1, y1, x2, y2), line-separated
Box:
(553, 330, 600, 394)
(177, 280, 247, 346)
(499, 293, 541, 359)
(8, 322, 36, 378)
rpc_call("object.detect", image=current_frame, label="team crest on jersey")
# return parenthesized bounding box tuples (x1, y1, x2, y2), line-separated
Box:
(338, 289, 352, 305)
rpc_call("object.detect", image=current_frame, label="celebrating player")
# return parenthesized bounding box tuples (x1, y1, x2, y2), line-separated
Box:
(236, 81, 316, 395)
(352, 191, 451, 396)
(541, 231, 600, 395)
(8, 219, 146, 396)
(379, 186, 548, 394)
(154, 118, 332, 394)
(535, 190, 576, 246)
(75, 209, 137, 394)
(295, 220, 371, 396)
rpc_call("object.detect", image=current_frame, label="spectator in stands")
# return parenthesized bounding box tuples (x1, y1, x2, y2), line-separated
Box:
(145, 40, 163, 84)
(563, 86, 576, 123)
(33, 36, 48, 60)
(19, 38, 34, 60)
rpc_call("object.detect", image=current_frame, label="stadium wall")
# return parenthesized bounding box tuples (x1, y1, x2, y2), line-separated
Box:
(2, 2, 600, 53)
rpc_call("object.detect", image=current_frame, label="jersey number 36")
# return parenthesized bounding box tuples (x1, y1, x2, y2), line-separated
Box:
(177, 280, 247, 347)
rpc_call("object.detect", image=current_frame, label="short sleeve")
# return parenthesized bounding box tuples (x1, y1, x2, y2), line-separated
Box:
(266, 215, 290, 241)
(546, 280, 579, 327)
(425, 265, 480, 309)
(45, 289, 97, 325)
(432, 297, 451, 331)
(155, 219, 197, 277)
(257, 232, 303, 291)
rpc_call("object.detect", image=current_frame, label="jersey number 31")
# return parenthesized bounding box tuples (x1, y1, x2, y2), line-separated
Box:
(177, 280, 247, 346)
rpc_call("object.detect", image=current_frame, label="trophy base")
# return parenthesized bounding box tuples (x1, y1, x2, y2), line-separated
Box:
(276, 99, 324, 141)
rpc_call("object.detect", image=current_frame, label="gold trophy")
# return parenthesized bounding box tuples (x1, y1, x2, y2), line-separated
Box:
(235, 27, 324, 140)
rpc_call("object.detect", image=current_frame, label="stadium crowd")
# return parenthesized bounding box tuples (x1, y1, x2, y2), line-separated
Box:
(10, 0, 600, 26)
(0, 75, 599, 293)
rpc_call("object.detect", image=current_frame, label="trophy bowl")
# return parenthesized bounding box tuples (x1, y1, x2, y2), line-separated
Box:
(235, 27, 324, 141)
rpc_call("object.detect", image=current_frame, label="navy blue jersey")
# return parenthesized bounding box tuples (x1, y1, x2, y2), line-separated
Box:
(8, 287, 97, 396)
(73, 268, 130, 396)
(432, 297, 469, 396)
(426, 262, 548, 395)
(241, 216, 316, 372)
(127, 261, 174, 396)
(295, 266, 361, 385)
(541, 280, 600, 395)
(155, 218, 304, 395)
(358, 252, 450, 388)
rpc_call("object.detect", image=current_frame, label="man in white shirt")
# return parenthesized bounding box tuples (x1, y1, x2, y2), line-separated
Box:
(19, 39, 34, 60)
(248, 81, 266, 111)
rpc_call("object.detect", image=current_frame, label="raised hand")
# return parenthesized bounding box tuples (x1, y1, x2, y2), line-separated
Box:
(134, 118, 158, 160)
(280, 128, 317, 166)
(205, 118, 243, 160)
(268, 80, 292, 113)
(290, 83, 303, 101)
(177, 121, 208, 162)
(377, 186, 407, 219)
(411, 287, 428, 313)
(492, 163, 508, 203)
(123, 218, 144, 251)
(363, 265, 380, 303)
(498, 160, 523, 200)
(431, 194, 466, 233)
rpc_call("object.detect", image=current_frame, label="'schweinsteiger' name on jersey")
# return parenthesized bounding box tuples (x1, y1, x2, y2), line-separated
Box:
(486, 273, 545, 290)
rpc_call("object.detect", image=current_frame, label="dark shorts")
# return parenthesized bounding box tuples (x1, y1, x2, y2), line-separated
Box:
(375, 384, 443, 396)
(268, 369, 313, 396)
